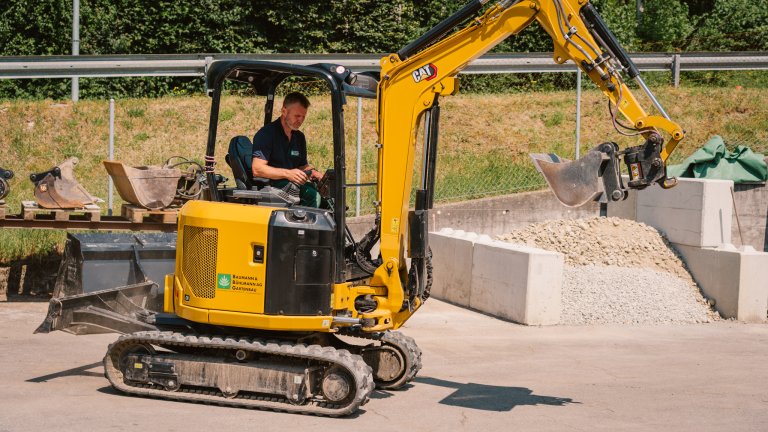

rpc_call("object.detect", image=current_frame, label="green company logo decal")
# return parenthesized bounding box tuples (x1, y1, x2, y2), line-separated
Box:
(217, 273, 232, 289)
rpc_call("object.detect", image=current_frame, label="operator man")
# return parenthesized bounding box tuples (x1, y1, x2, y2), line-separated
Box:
(251, 92, 324, 207)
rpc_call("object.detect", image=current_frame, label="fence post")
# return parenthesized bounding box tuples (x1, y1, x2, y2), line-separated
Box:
(71, 0, 80, 102)
(204, 56, 214, 92)
(108, 99, 115, 215)
(673, 54, 681, 87)
(575, 68, 582, 159)
(355, 97, 362, 217)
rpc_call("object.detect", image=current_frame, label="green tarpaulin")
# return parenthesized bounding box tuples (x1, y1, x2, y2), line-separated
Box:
(667, 135, 768, 183)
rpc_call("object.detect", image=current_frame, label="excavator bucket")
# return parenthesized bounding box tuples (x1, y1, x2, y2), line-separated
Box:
(35, 232, 176, 335)
(103, 161, 182, 210)
(531, 143, 625, 208)
(30, 157, 100, 209)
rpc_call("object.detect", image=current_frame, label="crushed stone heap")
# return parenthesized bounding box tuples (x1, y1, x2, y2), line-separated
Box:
(497, 217, 719, 325)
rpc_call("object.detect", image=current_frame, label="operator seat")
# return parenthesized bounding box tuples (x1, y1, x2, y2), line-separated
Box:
(226, 136, 269, 190)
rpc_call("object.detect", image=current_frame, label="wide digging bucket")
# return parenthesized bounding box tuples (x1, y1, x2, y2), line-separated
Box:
(30, 157, 101, 209)
(35, 232, 176, 335)
(104, 161, 181, 210)
(530, 150, 607, 208)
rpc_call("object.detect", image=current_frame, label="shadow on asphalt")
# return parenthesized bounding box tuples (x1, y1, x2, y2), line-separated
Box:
(26, 361, 103, 382)
(410, 376, 578, 411)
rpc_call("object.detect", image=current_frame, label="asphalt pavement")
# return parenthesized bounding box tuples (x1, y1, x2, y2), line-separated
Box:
(1, 300, 767, 432)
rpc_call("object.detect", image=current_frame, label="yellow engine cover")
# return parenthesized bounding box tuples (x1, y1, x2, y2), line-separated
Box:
(170, 200, 336, 332)
(176, 200, 273, 314)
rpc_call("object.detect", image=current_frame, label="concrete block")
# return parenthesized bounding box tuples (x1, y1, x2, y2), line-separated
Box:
(606, 185, 637, 221)
(674, 243, 768, 322)
(732, 183, 768, 252)
(469, 239, 563, 325)
(634, 178, 733, 247)
(428, 229, 477, 306)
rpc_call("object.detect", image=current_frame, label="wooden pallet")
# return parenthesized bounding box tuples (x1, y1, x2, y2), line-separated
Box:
(22, 200, 101, 221)
(121, 203, 179, 224)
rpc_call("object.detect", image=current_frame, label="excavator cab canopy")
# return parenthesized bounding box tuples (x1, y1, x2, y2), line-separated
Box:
(203, 60, 380, 282)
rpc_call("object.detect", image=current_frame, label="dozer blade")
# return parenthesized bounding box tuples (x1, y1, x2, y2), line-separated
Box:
(530, 150, 605, 207)
(35, 281, 163, 335)
(31, 157, 100, 209)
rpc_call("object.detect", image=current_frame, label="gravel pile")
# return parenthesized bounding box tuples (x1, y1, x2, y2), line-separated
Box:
(497, 217, 719, 325)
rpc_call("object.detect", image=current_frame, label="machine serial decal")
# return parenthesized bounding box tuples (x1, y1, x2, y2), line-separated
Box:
(412, 63, 438, 83)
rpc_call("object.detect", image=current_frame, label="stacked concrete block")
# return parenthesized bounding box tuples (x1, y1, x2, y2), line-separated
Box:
(428, 229, 564, 325)
(428, 229, 489, 306)
(469, 239, 563, 325)
(634, 178, 733, 247)
(608, 177, 768, 322)
(675, 244, 768, 323)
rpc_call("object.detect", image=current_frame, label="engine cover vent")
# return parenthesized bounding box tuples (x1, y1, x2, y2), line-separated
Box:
(182, 226, 218, 299)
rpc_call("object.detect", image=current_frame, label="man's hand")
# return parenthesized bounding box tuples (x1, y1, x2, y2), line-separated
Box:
(309, 169, 324, 181)
(285, 168, 309, 184)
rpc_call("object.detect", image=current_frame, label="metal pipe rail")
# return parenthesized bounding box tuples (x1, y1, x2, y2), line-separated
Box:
(0, 214, 177, 232)
(1, 52, 766, 79)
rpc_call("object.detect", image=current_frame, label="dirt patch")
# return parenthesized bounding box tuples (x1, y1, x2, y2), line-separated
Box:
(0, 255, 60, 301)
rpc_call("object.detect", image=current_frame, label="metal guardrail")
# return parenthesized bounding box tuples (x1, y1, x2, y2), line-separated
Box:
(1, 52, 766, 79)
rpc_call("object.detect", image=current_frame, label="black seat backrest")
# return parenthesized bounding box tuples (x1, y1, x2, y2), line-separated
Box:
(227, 136, 254, 189)
(226, 135, 270, 190)
(225, 153, 249, 189)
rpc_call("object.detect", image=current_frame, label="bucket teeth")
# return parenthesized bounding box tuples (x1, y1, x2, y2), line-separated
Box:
(30, 157, 100, 209)
(530, 150, 606, 208)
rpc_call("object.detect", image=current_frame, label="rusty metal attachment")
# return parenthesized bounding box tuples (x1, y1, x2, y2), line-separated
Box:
(0, 166, 14, 201)
(163, 156, 205, 202)
(104, 161, 182, 210)
(30, 157, 101, 209)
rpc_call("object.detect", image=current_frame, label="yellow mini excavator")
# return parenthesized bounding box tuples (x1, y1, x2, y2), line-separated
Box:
(37, 0, 685, 416)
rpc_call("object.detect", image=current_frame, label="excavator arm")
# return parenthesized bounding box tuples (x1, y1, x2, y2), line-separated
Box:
(368, 0, 685, 328)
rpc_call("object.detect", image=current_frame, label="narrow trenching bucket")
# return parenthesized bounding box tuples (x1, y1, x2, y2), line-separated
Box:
(530, 150, 608, 208)
(104, 161, 182, 210)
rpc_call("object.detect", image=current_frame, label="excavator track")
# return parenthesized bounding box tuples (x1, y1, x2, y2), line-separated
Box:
(339, 331, 422, 390)
(103, 331, 375, 417)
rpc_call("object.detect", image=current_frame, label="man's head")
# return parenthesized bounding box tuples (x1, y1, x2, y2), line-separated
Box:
(281, 92, 310, 131)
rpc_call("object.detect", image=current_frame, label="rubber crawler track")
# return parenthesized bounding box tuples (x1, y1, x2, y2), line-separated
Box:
(103, 331, 375, 417)
(343, 330, 422, 390)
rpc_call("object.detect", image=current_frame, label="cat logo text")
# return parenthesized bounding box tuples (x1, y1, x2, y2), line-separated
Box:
(412, 63, 438, 83)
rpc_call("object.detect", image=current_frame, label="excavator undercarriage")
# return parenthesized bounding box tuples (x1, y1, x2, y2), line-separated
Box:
(105, 332, 375, 416)
(37, 281, 421, 415)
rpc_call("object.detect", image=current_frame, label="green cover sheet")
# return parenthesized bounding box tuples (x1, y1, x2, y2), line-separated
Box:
(667, 135, 767, 183)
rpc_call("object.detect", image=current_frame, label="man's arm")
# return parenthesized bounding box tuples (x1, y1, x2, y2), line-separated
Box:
(252, 158, 309, 184)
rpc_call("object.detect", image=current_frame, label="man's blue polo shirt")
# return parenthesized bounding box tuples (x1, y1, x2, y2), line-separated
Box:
(252, 118, 308, 170)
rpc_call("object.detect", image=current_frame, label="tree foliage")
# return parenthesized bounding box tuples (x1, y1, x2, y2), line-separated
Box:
(0, 0, 763, 99)
(687, 0, 768, 51)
